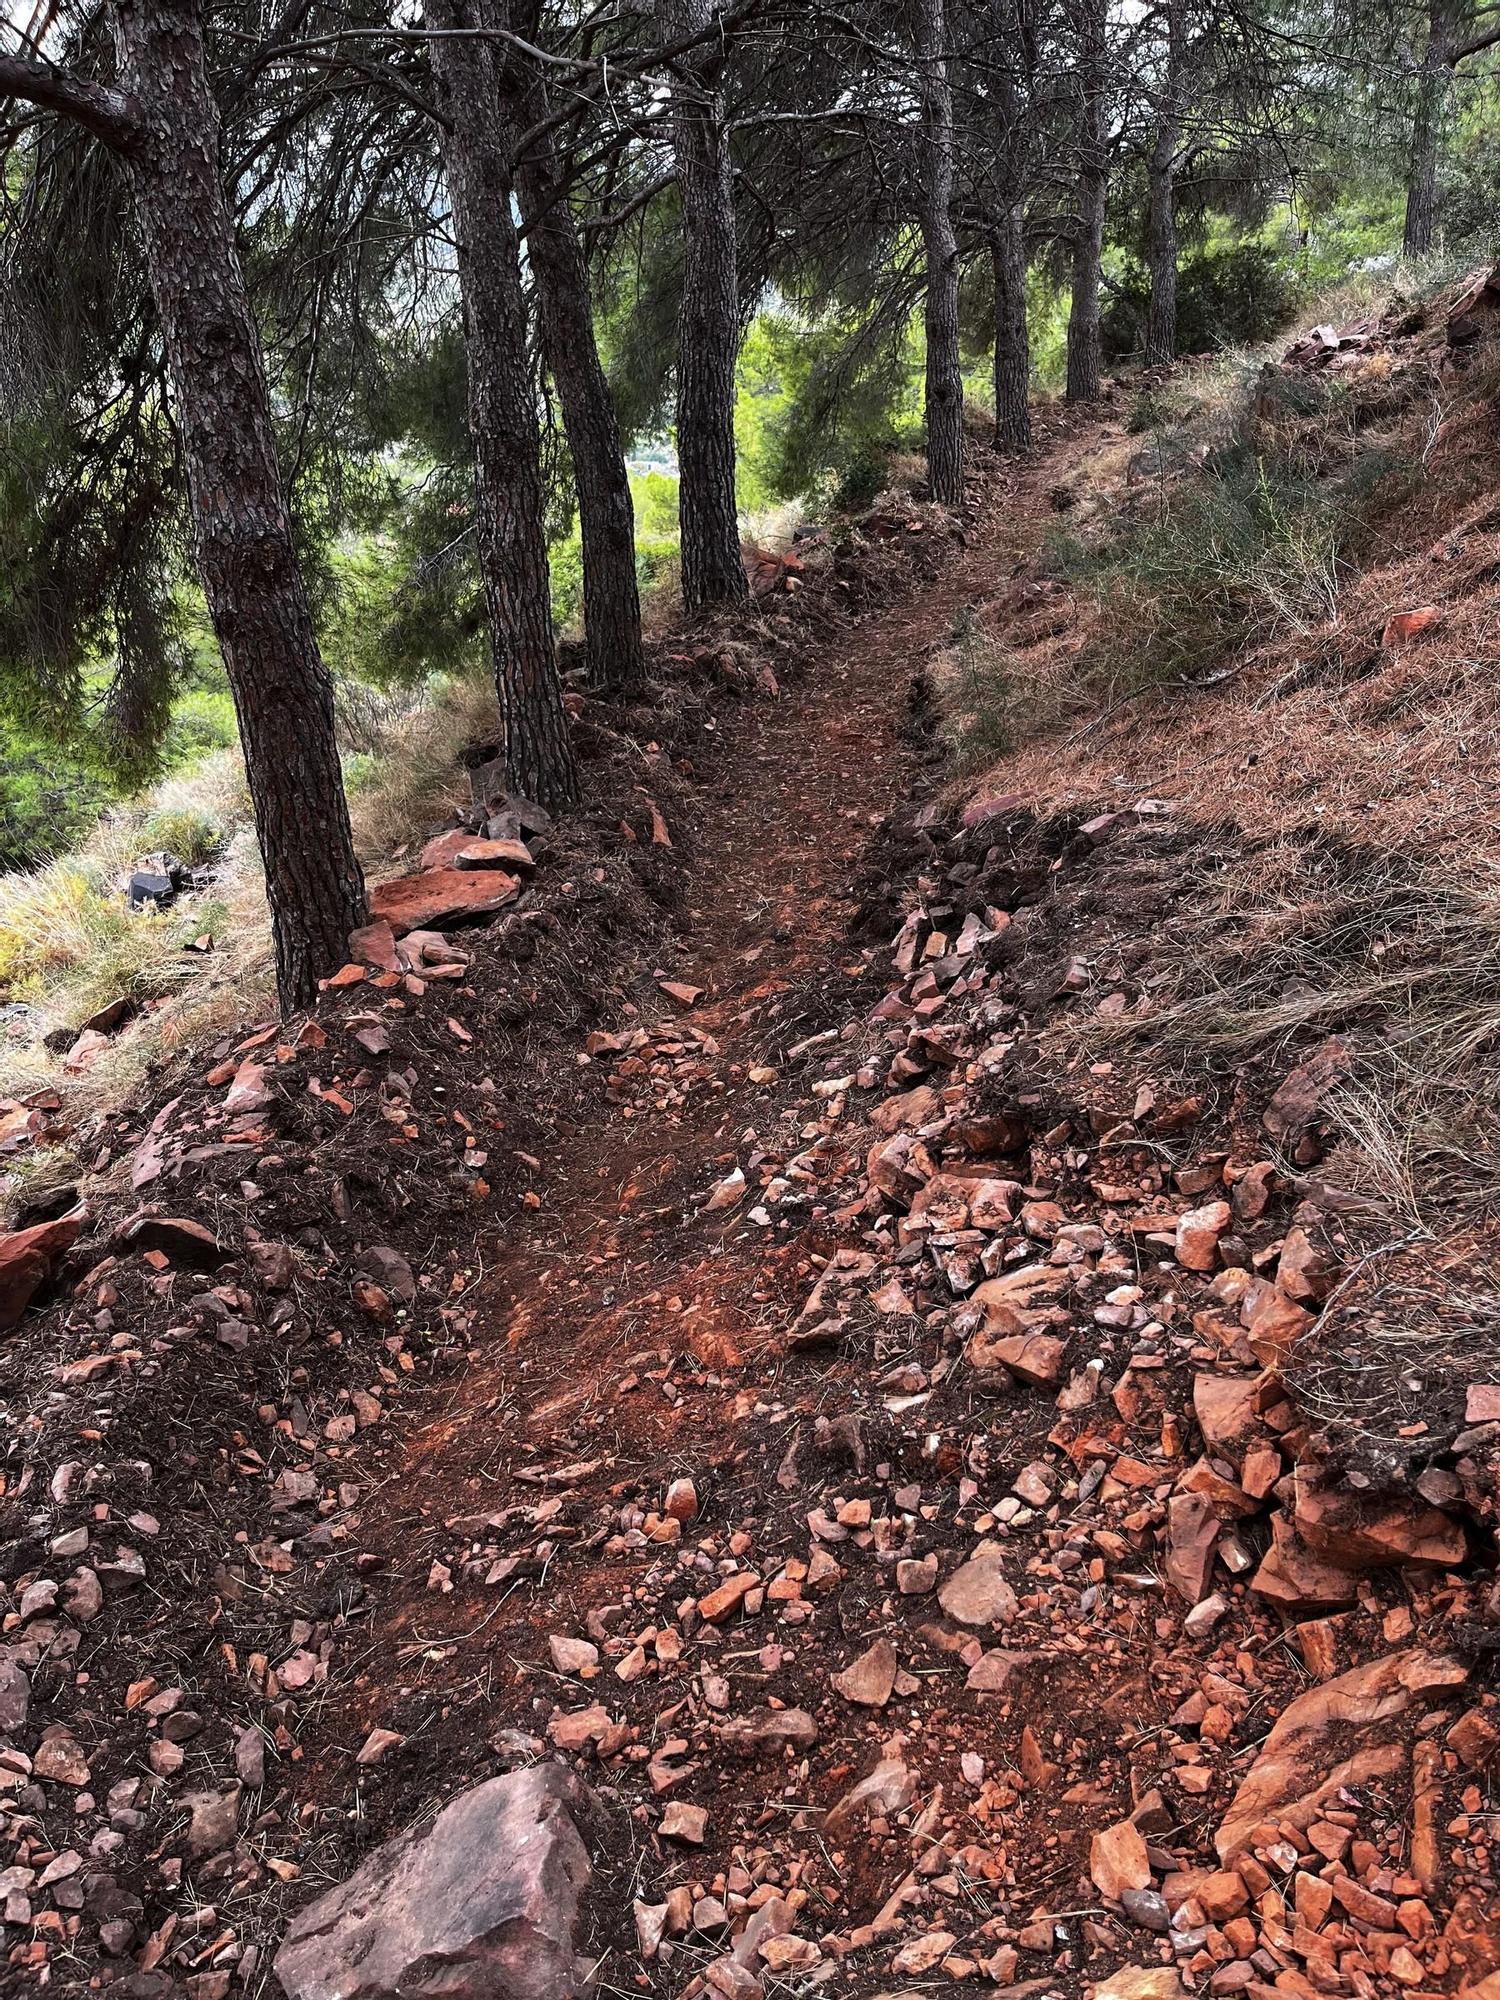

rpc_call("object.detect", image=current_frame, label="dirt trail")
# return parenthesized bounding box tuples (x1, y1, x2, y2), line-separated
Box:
(281, 423, 1115, 1953)
(341, 440, 1067, 1654)
(285, 400, 1497, 2000)
(13, 394, 1492, 1999)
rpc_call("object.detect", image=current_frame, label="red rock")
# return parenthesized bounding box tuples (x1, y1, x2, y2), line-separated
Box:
(1232, 1161, 1277, 1220)
(657, 979, 703, 1008)
(719, 1707, 818, 1755)
(1090, 1819, 1152, 1900)
(1292, 1466, 1465, 1571)
(223, 1059, 270, 1112)
(1331, 1876, 1399, 1928)
(831, 1637, 896, 1707)
(1177, 1458, 1257, 1519)
(0, 1211, 84, 1329)
(1215, 1647, 1466, 1860)
(1382, 605, 1442, 651)
(698, 1572, 756, 1623)
(1465, 1384, 1500, 1425)
(1176, 1200, 1231, 1271)
(1165, 1492, 1220, 1604)
(965, 1648, 1033, 1692)
(115, 1213, 225, 1269)
(1449, 1707, 1500, 1770)
(454, 838, 534, 872)
(969, 1328, 1068, 1388)
(370, 868, 520, 937)
(1250, 1512, 1360, 1611)
(1241, 1442, 1282, 1500)
(275, 1765, 594, 2000)
(659, 1801, 706, 1843)
(961, 792, 1023, 829)
(1277, 1221, 1340, 1302)
(349, 921, 400, 972)
(1192, 1374, 1261, 1451)
(869, 1084, 942, 1134)
(1246, 1286, 1313, 1366)
(939, 1555, 1018, 1627)
(973, 1263, 1066, 1317)
(418, 829, 477, 870)
(63, 1028, 110, 1073)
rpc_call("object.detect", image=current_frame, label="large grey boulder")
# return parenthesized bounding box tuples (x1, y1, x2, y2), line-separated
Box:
(275, 1763, 595, 2000)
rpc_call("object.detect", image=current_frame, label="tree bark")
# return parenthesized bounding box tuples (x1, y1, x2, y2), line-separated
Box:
(110, 0, 367, 1013)
(1404, 0, 1452, 257)
(659, 0, 748, 612)
(520, 166, 645, 690)
(917, 0, 964, 504)
(990, 204, 1032, 453)
(508, 109, 644, 691)
(1065, 0, 1107, 403)
(426, 0, 578, 810)
(1143, 0, 1184, 369)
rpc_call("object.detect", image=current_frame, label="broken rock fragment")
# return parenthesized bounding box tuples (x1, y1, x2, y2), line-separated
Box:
(832, 1637, 897, 1707)
(938, 1553, 1017, 1627)
(115, 1212, 224, 1269)
(371, 867, 519, 937)
(275, 1763, 595, 2000)
(1215, 1647, 1466, 1859)
(1175, 1199, 1230, 1272)
(719, 1707, 818, 1756)
(1292, 1465, 1466, 1571)
(1090, 1817, 1152, 1901)
(1164, 1492, 1219, 1605)
(0, 1209, 84, 1329)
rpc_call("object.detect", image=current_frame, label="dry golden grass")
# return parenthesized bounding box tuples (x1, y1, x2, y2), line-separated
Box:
(979, 318, 1500, 874)
(963, 296, 1500, 1253)
(0, 672, 502, 1128)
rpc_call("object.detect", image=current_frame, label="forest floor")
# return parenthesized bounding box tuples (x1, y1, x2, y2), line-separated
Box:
(1, 344, 1498, 2000)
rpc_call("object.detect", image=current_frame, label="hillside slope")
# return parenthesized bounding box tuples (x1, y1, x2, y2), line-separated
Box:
(0, 295, 1497, 2000)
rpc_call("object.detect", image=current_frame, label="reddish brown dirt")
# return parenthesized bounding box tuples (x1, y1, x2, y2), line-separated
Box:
(258, 407, 1497, 1998)
(324, 457, 1058, 1710)
(9, 398, 1496, 1999)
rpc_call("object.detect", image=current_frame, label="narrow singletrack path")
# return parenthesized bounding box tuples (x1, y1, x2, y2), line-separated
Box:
(335, 433, 1078, 1682)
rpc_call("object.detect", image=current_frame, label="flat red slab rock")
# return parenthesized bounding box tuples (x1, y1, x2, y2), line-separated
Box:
(370, 868, 519, 937)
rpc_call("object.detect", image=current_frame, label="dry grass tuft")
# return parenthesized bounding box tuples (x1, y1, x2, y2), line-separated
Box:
(951, 272, 1500, 1451)
(0, 672, 502, 1130)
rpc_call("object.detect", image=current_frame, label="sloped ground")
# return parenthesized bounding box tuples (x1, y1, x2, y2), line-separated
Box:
(0, 366, 1496, 2000)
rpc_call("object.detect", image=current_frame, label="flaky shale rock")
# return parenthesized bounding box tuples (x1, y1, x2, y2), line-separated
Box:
(275, 1763, 596, 2000)
(1214, 1647, 1466, 1861)
(0, 1209, 84, 1329)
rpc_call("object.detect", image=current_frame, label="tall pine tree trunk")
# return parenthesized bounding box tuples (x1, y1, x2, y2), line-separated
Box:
(1144, 144, 1178, 367)
(1404, 0, 1453, 257)
(990, 204, 1032, 453)
(519, 164, 645, 691)
(918, 0, 964, 504)
(1143, 0, 1184, 369)
(499, 5, 644, 692)
(1065, 0, 1107, 403)
(659, 0, 748, 612)
(427, 0, 578, 809)
(113, 0, 366, 1012)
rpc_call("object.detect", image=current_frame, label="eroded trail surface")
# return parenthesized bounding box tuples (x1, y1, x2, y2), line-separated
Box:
(5, 413, 1497, 2000)
(283, 420, 1499, 2000)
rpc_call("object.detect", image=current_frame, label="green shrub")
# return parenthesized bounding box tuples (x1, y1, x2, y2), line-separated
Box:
(136, 805, 224, 867)
(1056, 418, 1395, 692)
(1102, 242, 1300, 362)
